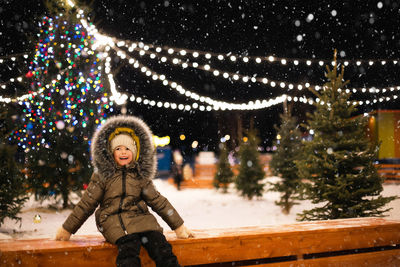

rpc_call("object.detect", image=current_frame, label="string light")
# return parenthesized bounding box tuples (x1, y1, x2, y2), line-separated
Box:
(120, 49, 398, 109)
(113, 47, 292, 110)
(119, 42, 400, 95)
(125, 40, 400, 67)
(126, 93, 213, 112)
(79, 7, 400, 111)
(68, 8, 400, 112)
(3, 7, 398, 113)
(0, 76, 26, 87)
(0, 52, 30, 61)
(103, 47, 289, 111)
(107, 73, 127, 105)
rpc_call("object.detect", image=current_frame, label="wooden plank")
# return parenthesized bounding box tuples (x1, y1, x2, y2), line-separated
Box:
(378, 170, 400, 174)
(180, 179, 214, 189)
(376, 164, 400, 181)
(243, 250, 400, 267)
(167, 177, 214, 189)
(0, 240, 154, 267)
(169, 218, 400, 265)
(185, 250, 400, 267)
(1, 218, 399, 267)
(376, 164, 400, 169)
(296, 249, 400, 267)
(193, 164, 216, 178)
(378, 170, 400, 175)
(1, 244, 117, 267)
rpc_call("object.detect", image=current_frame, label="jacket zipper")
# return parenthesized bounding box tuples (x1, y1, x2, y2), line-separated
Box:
(118, 167, 128, 235)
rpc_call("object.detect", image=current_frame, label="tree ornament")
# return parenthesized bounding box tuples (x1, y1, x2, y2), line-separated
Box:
(33, 214, 42, 223)
(56, 120, 65, 130)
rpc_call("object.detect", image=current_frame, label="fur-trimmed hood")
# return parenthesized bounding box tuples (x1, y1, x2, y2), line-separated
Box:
(90, 115, 157, 180)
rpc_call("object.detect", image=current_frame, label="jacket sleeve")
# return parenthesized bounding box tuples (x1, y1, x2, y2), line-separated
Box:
(141, 179, 184, 230)
(62, 172, 105, 234)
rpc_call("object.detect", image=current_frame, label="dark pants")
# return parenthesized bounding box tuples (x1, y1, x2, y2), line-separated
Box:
(115, 231, 181, 267)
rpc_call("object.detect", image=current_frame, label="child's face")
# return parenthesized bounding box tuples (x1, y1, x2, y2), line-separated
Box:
(113, 145, 134, 166)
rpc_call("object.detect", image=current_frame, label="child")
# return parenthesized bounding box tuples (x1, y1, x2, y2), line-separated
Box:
(55, 115, 194, 267)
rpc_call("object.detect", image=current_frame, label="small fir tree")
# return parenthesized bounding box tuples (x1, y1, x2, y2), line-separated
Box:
(0, 109, 28, 226)
(269, 110, 303, 214)
(214, 142, 234, 193)
(296, 50, 395, 221)
(235, 129, 266, 200)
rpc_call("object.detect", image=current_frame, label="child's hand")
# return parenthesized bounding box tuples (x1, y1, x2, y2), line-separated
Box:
(174, 224, 194, 239)
(55, 227, 71, 241)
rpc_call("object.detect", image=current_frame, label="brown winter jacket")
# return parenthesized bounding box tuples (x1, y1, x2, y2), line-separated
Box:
(62, 116, 184, 244)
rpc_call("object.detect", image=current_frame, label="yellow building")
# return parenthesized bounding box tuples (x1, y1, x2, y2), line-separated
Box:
(368, 110, 400, 162)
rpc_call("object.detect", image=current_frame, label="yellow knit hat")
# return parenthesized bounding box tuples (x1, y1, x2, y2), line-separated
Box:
(109, 127, 140, 161)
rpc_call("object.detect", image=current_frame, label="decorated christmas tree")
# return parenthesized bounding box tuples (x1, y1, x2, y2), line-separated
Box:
(213, 142, 234, 193)
(296, 50, 395, 220)
(0, 109, 28, 226)
(269, 109, 303, 214)
(10, 9, 113, 208)
(235, 128, 265, 200)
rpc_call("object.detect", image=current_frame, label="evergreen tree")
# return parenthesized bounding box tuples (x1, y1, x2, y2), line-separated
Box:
(269, 110, 303, 214)
(0, 108, 28, 226)
(235, 129, 265, 200)
(10, 7, 113, 208)
(296, 51, 395, 221)
(214, 142, 234, 193)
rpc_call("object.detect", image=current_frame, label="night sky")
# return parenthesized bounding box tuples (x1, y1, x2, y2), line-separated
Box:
(1, 0, 399, 152)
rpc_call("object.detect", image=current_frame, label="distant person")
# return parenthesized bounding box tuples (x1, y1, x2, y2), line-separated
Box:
(55, 115, 194, 267)
(171, 150, 184, 190)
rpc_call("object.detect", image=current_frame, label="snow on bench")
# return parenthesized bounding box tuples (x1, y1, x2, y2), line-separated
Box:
(1, 217, 400, 266)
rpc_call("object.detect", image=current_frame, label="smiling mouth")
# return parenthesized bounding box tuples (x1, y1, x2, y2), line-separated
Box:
(119, 157, 128, 160)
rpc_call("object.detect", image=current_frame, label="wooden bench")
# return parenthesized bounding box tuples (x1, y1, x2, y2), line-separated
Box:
(167, 164, 238, 189)
(167, 177, 214, 189)
(376, 164, 400, 182)
(193, 164, 217, 178)
(167, 164, 216, 189)
(1, 217, 400, 266)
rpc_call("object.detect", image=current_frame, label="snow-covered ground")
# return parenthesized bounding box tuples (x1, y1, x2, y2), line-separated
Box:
(1, 177, 399, 240)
